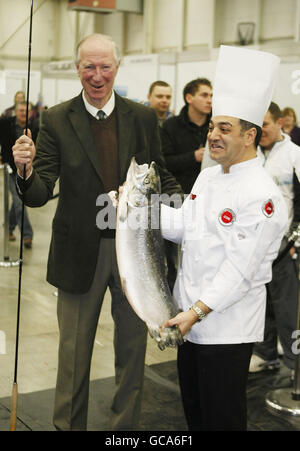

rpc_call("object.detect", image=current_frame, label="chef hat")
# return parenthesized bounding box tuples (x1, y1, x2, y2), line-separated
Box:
(212, 45, 280, 127)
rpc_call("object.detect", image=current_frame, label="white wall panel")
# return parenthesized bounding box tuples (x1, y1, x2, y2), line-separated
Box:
(152, 0, 182, 51)
(215, 0, 259, 46)
(185, 0, 215, 48)
(261, 0, 295, 40)
(40, 78, 57, 109)
(115, 54, 159, 102)
(56, 78, 82, 105)
(273, 63, 300, 119)
(175, 60, 216, 113)
(0, 0, 56, 61)
(95, 11, 125, 56)
(0, 70, 41, 113)
(55, 4, 77, 60)
(124, 13, 144, 54)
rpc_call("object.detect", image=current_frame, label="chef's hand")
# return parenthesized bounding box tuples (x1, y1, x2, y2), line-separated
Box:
(163, 309, 198, 338)
(12, 129, 36, 179)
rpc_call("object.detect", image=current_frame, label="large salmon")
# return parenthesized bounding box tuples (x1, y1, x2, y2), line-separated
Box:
(116, 157, 183, 350)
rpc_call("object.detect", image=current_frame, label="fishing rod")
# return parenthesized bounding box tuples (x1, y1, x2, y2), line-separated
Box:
(10, 0, 34, 432)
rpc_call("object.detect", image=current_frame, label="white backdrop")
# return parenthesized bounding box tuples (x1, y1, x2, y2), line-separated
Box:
(0, 70, 41, 113)
(0, 56, 300, 119)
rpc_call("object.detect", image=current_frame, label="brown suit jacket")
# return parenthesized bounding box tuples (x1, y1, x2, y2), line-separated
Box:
(23, 92, 182, 294)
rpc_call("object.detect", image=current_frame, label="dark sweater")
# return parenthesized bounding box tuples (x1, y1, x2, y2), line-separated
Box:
(160, 105, 211, 194)
(88, 109, 119, 193)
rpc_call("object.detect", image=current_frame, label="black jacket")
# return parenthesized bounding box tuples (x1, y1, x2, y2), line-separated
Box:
(0, 116, 39, 173)
(160, 105, 211, 194)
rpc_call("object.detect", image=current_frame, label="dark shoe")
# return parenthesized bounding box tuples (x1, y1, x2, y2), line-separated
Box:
(249, 354, 280, 373)
(9, 233, 16, 241)
(24, 237, 32, 249)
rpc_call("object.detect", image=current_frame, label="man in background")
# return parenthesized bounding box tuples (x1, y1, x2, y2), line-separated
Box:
(146, 80, 173, 127)
(250, 102, 300, 376)
(160, 78, 212, 194)
(0, 100, 37, 248)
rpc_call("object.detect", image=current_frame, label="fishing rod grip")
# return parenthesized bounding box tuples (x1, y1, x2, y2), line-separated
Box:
(9, 382, 18, 431)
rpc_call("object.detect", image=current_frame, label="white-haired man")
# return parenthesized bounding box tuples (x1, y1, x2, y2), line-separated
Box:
(13, 33, 181, 431)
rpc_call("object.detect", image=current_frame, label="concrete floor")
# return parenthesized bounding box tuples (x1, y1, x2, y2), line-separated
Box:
(1, 165, 300, 432)
(0, 166, 176, 400)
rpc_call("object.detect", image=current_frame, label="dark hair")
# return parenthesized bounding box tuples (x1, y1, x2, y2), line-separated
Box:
(239, 119, 262, 148)
(148, 80, 171, 95)
(268, 101, 282, 122)
(183, 78, 212, 104)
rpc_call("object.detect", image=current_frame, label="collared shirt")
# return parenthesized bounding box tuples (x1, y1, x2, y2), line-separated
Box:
(161, 157, 287, 344)
(82, 90, 115, 119)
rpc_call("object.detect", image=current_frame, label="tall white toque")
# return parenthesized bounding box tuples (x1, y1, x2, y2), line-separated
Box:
(212, 45, 280, 127)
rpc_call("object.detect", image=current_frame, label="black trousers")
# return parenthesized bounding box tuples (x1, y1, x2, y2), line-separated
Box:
(177, 341, 253, 431)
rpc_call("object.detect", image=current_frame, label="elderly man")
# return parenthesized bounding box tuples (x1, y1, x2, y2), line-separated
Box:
(12, 33, 181, 431)
(160, 46, 288, 431)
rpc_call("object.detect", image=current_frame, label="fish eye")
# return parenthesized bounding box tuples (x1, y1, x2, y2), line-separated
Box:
(144, 177, 150, 184)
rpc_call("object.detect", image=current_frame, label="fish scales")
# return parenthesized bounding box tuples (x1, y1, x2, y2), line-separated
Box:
(116, 157, 183, 350)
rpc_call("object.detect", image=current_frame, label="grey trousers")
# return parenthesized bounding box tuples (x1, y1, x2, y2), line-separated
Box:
(53, 238, 148, 431)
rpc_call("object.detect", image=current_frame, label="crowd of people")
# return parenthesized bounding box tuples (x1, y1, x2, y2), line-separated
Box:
(1, 34, 300, 431)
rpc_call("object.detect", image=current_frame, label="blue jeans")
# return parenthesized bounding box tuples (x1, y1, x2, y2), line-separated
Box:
(8, 174, 33, 239)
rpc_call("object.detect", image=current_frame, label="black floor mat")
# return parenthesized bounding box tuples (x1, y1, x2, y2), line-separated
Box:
(0, 360, 299, 431)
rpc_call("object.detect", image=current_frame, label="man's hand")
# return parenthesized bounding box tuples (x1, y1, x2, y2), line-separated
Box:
(194, 147, 205, 162)
(290, 246, 298, 259)
(107, 190, 119, 208)
(12, 129, 36, 179)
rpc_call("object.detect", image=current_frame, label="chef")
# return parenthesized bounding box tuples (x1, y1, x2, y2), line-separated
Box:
(161, 45, 288, 431)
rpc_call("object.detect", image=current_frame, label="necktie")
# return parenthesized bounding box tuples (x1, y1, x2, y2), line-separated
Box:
(97, 110, 106, 121)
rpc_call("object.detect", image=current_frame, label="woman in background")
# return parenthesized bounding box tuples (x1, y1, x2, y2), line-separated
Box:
(282, 107, 300, 146)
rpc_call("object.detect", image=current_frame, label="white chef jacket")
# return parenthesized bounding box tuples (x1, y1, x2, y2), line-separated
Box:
(257, 133, 300, 232)
(161, 158, 288, 344)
